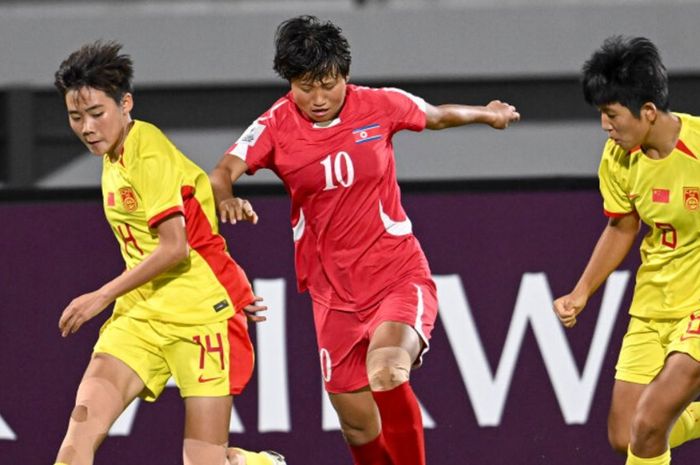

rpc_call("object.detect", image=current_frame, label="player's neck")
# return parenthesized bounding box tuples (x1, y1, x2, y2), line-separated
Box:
(107, 119, 134, 163)
(641, 112, 680, 160)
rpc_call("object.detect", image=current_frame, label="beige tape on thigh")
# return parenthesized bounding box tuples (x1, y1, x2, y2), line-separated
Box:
(183, 438, 228, 465)
(56, 377, 125, 465)
(367, 347, 413, 391)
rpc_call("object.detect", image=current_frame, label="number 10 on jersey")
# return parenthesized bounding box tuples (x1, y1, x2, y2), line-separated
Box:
(321, 151, 355, 190)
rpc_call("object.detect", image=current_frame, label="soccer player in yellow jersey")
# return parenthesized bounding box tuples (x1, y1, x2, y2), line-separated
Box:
(554, 36, 700, 465)
(52, 41, 284, 465)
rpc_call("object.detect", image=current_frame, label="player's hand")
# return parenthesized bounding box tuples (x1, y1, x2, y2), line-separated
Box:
(486, 100, 520, 129)
(59, 290, 112, 337)
(218, 197, 259, 225)
(243, 296, 268, 323)
(553, 292, 588, 328)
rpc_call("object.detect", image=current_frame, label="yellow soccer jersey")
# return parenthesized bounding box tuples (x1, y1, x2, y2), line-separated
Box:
(599, 113, 700, 319)
(102, 120, 253, 324)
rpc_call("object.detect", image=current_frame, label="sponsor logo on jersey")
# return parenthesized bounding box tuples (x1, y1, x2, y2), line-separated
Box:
(213, 300, 230, 312)
(197, 374, 221, 383)
(119, 187, 138, 212)
(652, 188, 670, 204)
(353, 124, 382, 144)
(684, 187, 699, 211)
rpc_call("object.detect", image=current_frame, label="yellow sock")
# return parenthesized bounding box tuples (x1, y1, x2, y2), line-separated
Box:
(231, 448, 274, 465)
(626, 446, 670, 465)
(669, 401, 700, 448)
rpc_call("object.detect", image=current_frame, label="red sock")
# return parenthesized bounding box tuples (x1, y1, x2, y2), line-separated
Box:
(372, 381, 426, 465)
(349, 433, 392, 465)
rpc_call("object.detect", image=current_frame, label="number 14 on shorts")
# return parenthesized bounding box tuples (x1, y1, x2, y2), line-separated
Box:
(193, 333, 226, 375)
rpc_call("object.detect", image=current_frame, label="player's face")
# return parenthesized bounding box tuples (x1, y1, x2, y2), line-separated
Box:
(290, 74, 348, 123)
(598, 102, 650, 151)
(64, 87, 133, 157)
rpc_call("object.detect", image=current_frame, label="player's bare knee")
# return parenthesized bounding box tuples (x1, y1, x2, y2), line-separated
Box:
(366, 347, 412, 391)
(607, 431, 629, 455)
(59, 375, 125, 461)
(183, 438, 227, 465)
(338, 420, 378, 446)
(337, 410, 372, 435)
(630, 412, 665, 447)
(225, 448, 241, 465)
(56, 445, 77, 465)
(368, 365, 409, 391)
(607, 430, 628, 455)
(339, 424, 367, 445)
(70, 404, 88, 422)
(76, 377, 124, 423)
(607, 420, 630, 454)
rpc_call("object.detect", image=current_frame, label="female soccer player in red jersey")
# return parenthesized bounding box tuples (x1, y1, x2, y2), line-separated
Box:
(554, 36, 700, 465)
(53, 41, 283, 465)
(210, 15, 519, 465)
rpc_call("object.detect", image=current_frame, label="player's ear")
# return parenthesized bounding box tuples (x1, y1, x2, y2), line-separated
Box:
(641, 102, 657, 123)
(121, 93, 134, 114)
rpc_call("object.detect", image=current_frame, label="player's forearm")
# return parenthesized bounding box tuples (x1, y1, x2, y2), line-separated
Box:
(427, 104, 493, 130)
(99, 242, 189, 303)
(572, 222, 637, 298)
(209, 166, 235, 205)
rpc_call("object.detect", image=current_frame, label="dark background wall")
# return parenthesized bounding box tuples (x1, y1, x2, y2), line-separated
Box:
(2, 189, 683, 465)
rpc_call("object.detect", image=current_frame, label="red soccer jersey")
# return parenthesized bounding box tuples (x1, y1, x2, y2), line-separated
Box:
(227, 85, 432, 310)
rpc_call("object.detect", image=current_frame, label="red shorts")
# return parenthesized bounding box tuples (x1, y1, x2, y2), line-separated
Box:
(312, 277, 438, 393)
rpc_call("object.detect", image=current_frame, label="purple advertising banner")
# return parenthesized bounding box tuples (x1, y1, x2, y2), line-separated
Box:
(1, 190, 697, 465)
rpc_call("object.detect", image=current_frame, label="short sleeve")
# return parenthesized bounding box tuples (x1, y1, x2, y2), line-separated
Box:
(129, 133, 185, 228)
(226, 117, 275, 174)
(380, 87, 428, 134)
(598, 140, 633, 217)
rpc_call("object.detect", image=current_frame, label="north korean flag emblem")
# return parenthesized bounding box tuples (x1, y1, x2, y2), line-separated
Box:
(353, 124, 382, 144)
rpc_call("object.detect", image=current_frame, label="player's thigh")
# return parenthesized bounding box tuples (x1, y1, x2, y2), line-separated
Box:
(369, 322, 421, 361)
(329, 388, 381, 440)
(367, 278, 438, 364)
(608, 379, 646, 448)
(608, 316, 666, 447)
(82, 353, 145, 403)
(183, 395, 232, 443)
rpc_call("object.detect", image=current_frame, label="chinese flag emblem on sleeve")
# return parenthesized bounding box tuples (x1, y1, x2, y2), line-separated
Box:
(652, 188, 670, 204)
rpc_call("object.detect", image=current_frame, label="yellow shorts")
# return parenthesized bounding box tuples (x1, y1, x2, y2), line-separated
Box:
(94, 312, 254, 401)
(615, 310, 700, 384)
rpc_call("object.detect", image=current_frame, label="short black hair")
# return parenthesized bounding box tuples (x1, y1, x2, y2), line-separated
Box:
(582, 35, 669, 115)
(273, 15, 351, 82)
(54, 40, 133, 103)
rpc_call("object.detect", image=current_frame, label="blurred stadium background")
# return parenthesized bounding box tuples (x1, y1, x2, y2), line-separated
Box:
(4, 0, 700, 190)
(3, 1, 700, 464)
